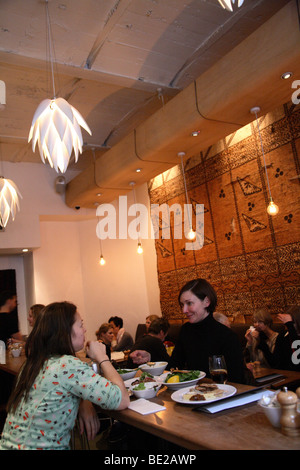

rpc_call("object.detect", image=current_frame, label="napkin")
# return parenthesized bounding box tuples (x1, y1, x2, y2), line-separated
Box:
(195, 388, 273, 414)
(128, 398, 166, 415)
(111, 351, 125, 361)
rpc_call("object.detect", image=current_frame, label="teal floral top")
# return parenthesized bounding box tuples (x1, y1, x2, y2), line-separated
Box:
(0, 355, 122, 450)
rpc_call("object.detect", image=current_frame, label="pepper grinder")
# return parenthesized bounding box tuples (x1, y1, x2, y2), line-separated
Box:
(277, 387, 300, 437)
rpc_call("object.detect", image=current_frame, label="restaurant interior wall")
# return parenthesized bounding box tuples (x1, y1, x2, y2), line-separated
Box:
(32, 184, 161, 341)
(149, 102, 300, 324)
(0, 165, 161, 340)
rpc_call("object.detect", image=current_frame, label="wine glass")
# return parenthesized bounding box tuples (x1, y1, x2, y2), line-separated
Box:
(209, 355, 228, 384)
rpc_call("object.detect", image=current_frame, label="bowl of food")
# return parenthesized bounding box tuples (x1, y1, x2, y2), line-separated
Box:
(159, 370, 205, 390)
(126, 371, 161, 398)
(139, 361, 168, 376)
(259, 392, 282, 428)
(117, 368, 138, 381)
(130, 380, 161, 399)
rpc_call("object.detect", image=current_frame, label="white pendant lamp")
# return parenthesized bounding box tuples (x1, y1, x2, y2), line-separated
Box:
(0, 176, 22, 228)
(28, 1, 91, 173)
(0, 143, 22, 228)
(250, 107, 279, 217)
(218, 0, 245, 12)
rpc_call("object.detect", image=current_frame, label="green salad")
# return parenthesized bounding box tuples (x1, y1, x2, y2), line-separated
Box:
(165, 370, 200, 382)
(117, 369, 133, 374)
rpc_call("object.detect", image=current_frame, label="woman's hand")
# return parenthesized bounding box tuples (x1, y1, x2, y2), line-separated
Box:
(78, 400, 100, 441)
(86, 340, 108, 363)
(245, 328, 258, 344)
(129, 350, 151, 364)
(277, 313, 293, 324)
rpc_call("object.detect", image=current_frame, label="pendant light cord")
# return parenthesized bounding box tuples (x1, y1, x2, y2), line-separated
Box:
(130, 183, 141, 245)
(253, 110, 272, 200)
(45, 0, 56, 99)
(179, 152, 192, 229)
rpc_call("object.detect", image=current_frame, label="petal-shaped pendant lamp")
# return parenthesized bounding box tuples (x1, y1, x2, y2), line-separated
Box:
(28, 1, 92, 173)
(28, 98, 91, 173)
(0, 176, 22, 228)
(218, 0, 245, 12)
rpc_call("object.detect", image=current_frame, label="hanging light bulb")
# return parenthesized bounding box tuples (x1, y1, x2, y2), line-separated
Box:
(218, 0, 245, 12)
(97, 217, 106, 265)
(99, 254, 106, 266)
(187, 227, 196, 241)
(130, 181, 144, 255)
(267, 198, 279, 216)
(0, 176, 22, 228)
(250, 107, 279, 217)
(28, 1, 91, 173)
(178, 152, 196, 240)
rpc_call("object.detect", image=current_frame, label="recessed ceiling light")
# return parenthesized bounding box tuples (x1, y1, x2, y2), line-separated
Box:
(191, 130, 200, 137)
(96, 193, 102, 197)
(135, 168, 142, 173)
(22, 248, 29, 252)
(281, 72, 293, 80)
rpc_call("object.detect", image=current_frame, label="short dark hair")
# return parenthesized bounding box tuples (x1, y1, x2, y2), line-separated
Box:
(0, 290, 16, 307)
(148, 318, 170, 335)
(178, 278, 217, 314)
(109, 316, 123, 328)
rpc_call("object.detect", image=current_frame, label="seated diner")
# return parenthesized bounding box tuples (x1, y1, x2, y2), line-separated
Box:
(130, 278, 246, 384)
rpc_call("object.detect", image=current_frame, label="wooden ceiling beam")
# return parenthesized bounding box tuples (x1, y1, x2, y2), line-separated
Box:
(65, 2, 300, 209)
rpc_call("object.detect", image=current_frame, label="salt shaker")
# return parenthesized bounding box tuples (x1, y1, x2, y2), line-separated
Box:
(0, 340, 6, 364)
(277, 387, 300, 437)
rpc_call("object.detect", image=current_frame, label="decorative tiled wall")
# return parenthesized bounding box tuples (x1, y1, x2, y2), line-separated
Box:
(148, 103, 300, 324)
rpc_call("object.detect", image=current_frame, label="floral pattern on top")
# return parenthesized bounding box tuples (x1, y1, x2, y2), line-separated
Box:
(0, 355, 122, 450)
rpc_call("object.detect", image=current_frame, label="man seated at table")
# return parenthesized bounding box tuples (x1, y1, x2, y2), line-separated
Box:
(109, 316, 134, 352)
(127, 318, 170, 368)
(0, 290, 23, 344)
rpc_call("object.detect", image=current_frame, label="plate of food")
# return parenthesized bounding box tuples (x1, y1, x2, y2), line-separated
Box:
(171, 382, 236, 405)
(158, 370, 206, 390)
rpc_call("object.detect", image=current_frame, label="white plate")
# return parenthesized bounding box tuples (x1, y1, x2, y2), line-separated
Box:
(171, 384, 237, 405)
(158, 371, 206, 390)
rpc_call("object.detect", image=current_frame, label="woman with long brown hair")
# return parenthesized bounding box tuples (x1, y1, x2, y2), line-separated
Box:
(0, 301, 129, 450)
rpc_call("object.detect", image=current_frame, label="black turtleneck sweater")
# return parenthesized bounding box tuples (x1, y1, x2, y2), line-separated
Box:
(168, 314, 245, 384)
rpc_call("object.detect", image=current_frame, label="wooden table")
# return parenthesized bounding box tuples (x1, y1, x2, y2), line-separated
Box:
(253, 367, 300, 390)
(101, 383, 300, 450)
(0, 352, 26, 376)
(1, 355, 300, 450)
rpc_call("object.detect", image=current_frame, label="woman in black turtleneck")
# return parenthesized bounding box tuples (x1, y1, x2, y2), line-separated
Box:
(130, 278, 246, 384)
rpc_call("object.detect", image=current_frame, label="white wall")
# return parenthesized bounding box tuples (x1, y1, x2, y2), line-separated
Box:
(32, 185, 161, 341)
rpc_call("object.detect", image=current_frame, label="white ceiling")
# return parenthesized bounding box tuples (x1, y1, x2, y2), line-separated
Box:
(0, 0, 297, 207)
